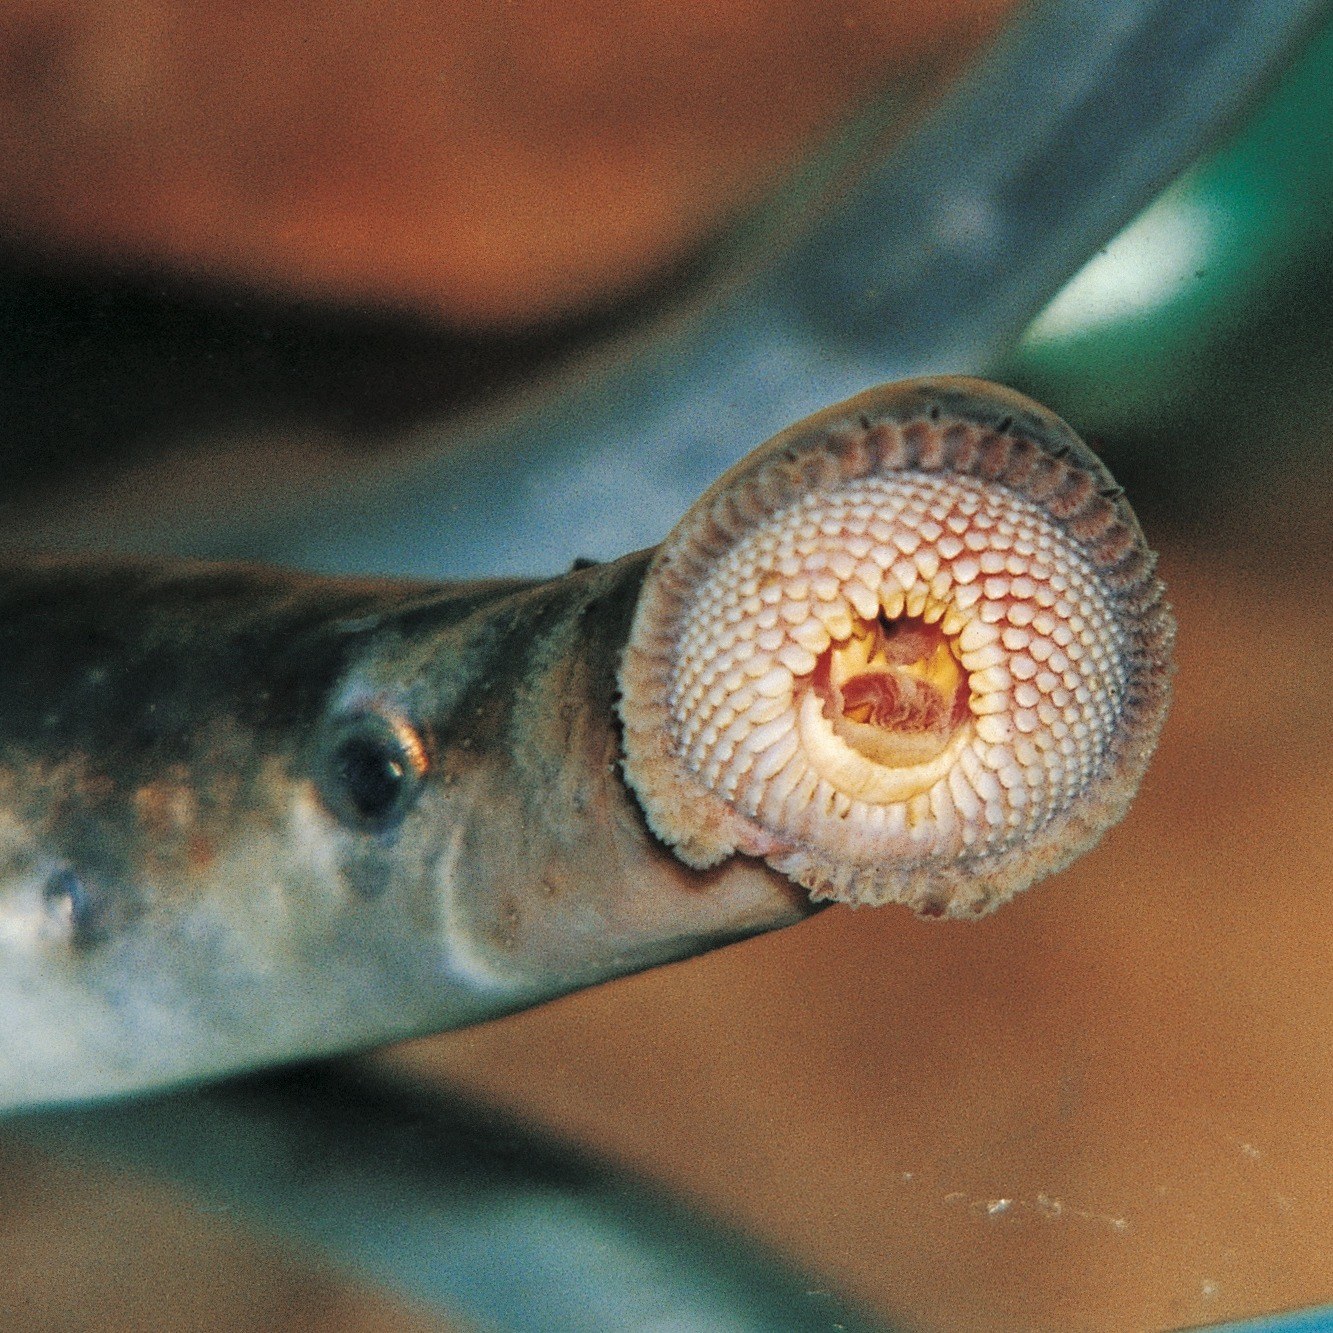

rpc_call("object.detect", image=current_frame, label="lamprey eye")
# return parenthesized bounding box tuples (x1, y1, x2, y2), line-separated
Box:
(317, 709, 428, 833)
(618, 378, 1174, 918)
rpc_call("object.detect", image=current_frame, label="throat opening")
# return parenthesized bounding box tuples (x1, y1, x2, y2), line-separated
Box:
(811, 613, 969, 769)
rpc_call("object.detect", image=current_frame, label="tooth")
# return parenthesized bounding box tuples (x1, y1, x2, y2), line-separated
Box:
(789, 618, 830, 653)
(753, 666, 793, 698)
(846, 580, 879, 620)
(776, 642, 818, 675)
(958, 620, 1000, 653)
(971, 665, 1011, 694)
(961, 643, 1005, 671)
(815, 602, 853, 640)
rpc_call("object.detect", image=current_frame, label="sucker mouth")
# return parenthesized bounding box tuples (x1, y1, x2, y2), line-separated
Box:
(617, 377, 1174, 919)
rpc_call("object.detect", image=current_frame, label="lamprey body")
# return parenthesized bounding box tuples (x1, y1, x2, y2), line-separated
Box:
(0, 378, 1171, 1110)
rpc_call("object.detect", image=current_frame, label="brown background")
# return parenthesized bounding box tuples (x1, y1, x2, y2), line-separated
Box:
(0, 0, 1016, 325)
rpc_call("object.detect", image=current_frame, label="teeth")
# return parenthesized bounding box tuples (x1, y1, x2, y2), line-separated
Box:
(789, 617, 830, 653)
(814, 602, 853, 640)
(776, 641, 818, 675)
(915, 549, 941, 581)
(959, 619, 1000, 653)
(929, 783, 958, 842)
(890, 559, 917, 591)
(961, 642, 1005, 671)
(628, 454, 1153, 918)
(757, 751, 806, 821)
(948, 764, 982, 819)
(846, 580, 880, 620)
(746, 716, 796, 763)
(971, 665, 1011, 694)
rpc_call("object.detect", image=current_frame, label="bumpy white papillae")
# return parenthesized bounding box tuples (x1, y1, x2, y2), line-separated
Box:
(670, 473, 1125, 869)
(618, 378, 1173, 917)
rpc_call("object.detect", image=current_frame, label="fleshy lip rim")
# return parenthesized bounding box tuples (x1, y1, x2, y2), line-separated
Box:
(616, 377, 1175, 918)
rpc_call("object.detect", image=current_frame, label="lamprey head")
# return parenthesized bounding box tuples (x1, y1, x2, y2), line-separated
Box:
(618, 377, 1175, 918)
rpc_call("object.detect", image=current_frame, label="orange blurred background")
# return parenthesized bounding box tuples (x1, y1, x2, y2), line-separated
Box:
(0, 0, 1017, 325)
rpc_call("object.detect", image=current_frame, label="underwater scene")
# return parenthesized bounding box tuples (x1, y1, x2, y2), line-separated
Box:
(0, 2, 1330, 1330)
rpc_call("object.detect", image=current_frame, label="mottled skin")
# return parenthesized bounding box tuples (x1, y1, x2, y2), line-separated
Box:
(0, 555, 811, 1111)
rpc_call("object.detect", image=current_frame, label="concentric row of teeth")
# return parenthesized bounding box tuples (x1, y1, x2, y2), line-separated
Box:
(667, 472, 1127, 864)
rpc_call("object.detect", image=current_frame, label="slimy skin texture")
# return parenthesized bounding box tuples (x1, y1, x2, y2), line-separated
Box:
(0, 377, 1170, 1110)
(619, 378, 1174, 918)
(0, 559, 811, 1111)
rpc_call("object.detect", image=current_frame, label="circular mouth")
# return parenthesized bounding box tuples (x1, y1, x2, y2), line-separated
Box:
(618, 379, 1173, 918)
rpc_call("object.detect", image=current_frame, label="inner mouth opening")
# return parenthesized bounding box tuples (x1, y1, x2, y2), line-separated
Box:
(809, 612, 970, 770)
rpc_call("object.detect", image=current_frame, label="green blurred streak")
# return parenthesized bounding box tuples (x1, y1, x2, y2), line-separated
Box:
(1001, 16, 1333, 432)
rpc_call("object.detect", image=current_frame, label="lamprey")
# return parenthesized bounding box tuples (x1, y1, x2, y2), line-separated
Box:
(0, 378, 1171, 1110)
(618, 377, 1173, 916)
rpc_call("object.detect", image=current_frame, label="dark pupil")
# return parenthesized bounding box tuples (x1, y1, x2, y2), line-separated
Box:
(334, 735, 406, 822)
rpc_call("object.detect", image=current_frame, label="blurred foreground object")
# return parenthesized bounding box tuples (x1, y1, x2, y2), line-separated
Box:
(1, 0, 1322, 573)
(12, 1065, 891, 1332)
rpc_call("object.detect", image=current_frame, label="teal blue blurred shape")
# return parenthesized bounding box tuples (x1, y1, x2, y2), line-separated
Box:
(1189, 1306, 1333, 1333)
(10, 1066, 898, 1333)
(1002, 15, 1333, 430)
